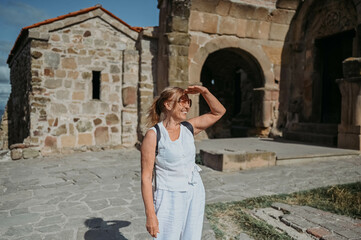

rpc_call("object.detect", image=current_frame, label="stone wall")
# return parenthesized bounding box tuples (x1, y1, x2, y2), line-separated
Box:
(187, 0, 296, 135)
(23, 16, 139, 155)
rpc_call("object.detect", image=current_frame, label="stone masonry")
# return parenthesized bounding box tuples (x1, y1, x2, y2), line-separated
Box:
(186, 0, 292, 134)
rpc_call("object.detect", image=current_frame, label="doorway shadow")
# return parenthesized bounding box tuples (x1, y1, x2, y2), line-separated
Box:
(84, 217, 131, 240)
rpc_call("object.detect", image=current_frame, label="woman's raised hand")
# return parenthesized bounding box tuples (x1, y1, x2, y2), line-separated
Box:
(186, 85, 226, 135)
(185, 85, 208, 95)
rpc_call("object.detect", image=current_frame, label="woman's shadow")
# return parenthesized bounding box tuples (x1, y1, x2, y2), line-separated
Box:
(84, 217, 131, 240)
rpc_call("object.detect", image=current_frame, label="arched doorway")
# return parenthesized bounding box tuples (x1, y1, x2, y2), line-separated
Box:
(306, 0, 357, 125)
(315, 30, 355, 124)
(280, 0, 358, 146)
(200, 48, 264, 138)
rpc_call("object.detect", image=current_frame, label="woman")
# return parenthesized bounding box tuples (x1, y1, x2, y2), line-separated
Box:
(141, 85, 226, 239)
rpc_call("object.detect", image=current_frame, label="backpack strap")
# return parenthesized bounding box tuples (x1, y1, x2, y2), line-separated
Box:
(154, 124, 161, 156)
(153, 124, 161, 190)
(181, 121, 194, 135)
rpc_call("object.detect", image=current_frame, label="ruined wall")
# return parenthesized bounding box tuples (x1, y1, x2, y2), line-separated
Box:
(188, 0, 296, 135)
(27, 17, 139, 155)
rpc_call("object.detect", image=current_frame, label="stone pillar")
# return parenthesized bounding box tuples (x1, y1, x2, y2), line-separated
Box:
(138, 27, 158, 137)
(121, 50, 139, 147)
(253, 87, 279, 131)
(337, 58, 361, 150)
(157, 0, 191, 91)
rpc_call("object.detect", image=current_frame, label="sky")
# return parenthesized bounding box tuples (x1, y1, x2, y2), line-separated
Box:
(0, 0, 159, 113)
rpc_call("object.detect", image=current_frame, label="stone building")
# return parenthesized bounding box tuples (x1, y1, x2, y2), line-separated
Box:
(156, 0, 361, 149)
(1, 0, 361, 159)
(1, 5, 158, 159)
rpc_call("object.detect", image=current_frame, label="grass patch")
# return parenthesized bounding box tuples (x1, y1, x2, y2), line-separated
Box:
(205, 182, 361, 239)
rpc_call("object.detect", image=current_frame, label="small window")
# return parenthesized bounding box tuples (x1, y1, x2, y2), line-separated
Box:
(92, 71, 101, 100)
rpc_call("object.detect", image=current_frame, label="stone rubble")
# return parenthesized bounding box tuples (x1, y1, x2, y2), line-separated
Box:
(249, 203, 361, 240)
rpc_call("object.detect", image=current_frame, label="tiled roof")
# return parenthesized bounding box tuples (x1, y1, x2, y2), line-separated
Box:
(8, 5, 143, 64)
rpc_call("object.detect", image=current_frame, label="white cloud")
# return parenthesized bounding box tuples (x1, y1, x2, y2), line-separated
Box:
(0, 83, 10, 109)
(0, 66, 10, 84)
(0, 41, 12, 56)
(0, 83, 11, 92)
(0, 1, 49, 28)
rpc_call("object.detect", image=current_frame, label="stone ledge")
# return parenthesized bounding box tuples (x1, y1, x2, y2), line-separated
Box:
(201, 149, 276, 172)
(9, 143, 126, 160)
(11, 147, 41, 160)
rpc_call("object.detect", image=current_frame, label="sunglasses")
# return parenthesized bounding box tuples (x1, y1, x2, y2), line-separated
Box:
(178, 96, 192, 107)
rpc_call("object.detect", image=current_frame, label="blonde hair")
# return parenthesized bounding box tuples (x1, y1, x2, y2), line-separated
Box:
(147, 87, 185, 127)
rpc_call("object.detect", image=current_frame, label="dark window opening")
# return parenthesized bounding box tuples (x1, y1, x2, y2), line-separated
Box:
(92, 71, 101, 100)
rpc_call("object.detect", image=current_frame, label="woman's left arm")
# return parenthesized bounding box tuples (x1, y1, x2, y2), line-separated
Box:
(186, 86, 226, 135)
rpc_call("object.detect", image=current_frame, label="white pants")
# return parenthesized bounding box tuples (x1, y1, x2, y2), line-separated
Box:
(153, 172, 205, 240)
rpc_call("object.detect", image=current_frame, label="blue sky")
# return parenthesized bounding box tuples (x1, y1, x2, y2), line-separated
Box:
(0, 0, 159, 112)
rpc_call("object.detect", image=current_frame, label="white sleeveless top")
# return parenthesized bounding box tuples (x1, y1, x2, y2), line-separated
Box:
(150, 122, 202, 191)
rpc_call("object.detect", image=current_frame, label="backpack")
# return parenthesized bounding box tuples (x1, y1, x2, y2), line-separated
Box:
(152, 121, 194, 190)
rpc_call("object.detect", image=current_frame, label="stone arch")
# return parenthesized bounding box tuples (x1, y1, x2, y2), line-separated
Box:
(189, 36, 276, 138)
(290, 0, 359, 44)
(190, 36, 273, 86)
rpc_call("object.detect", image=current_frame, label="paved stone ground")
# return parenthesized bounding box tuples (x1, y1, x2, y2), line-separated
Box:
(0, 148, 360, 240)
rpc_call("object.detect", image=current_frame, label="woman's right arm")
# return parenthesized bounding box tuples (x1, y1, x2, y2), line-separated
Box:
(140, 129, 160, 238)
(186, 86, 226, 135)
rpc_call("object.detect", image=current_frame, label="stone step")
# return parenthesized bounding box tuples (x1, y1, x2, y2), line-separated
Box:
(283, 130, 337, 147)
(287, 123, 338, 135)
(200, 149, 276, 172)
